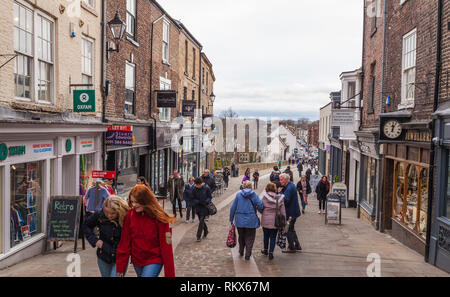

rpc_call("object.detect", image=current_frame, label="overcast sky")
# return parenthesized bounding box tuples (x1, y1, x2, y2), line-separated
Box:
(157, 0, 364, 121)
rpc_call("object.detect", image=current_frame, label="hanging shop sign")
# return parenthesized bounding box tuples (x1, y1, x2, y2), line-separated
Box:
(156, 90, 177, 108)
(331, 110, 354, 126)
(92, 171, 116, 179)
(182, 100, 197, 117)
(73, 90, 95, 113)
(106, 125, 133, 146)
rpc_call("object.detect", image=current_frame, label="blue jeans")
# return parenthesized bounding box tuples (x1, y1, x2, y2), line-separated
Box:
(300, 194, 306, 210)
(263, 228, 278, 253)
(134, 264, 163, 277)
(97, 258, 118, 277)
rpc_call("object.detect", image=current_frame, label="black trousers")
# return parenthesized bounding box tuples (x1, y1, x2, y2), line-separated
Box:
(319, 199, 326, 210)
(287, 218, 301, 250)
(197, 215, 208, 239)
(237, 227, 256, 258)
(172, 196, 183, 217)
(253, 180, 258, 189)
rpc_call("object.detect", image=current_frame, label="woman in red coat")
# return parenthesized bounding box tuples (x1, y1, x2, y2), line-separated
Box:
(116, 185, 177, 277)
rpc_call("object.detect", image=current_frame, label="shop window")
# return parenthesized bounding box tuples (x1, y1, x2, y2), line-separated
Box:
(0, 167, 3, 253)
(405, 165, 418, 230)
(394, 162, 405, 220)
(10, 161, 43, 248)
(393, 161, 428, 239)
(362, 156, 377, 207)
(80, 154, 94, 197)
(116, 149, 137, 198)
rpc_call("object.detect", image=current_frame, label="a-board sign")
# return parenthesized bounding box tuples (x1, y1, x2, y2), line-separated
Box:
(325, 193, 342, 225)
(47, 196, 82, 242)
(332, 182, 348, 208)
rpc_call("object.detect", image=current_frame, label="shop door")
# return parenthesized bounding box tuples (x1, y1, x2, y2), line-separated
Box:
(139, 155, 146, 179)
(62, 155, 77, 195)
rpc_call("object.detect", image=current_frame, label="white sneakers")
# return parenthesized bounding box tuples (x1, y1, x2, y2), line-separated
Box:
(318, 210, 321, 214)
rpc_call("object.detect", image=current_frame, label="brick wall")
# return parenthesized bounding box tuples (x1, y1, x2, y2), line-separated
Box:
(361, 0, 385, 129)
(383, 0, 438, 120)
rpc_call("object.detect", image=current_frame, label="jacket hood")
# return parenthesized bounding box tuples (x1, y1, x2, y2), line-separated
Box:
(241, 188, 254, 198)
(262, 191, 284, 204)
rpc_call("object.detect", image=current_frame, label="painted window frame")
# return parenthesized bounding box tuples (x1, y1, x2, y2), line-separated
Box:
(125, 61, 136, 115)
(400, 28, 417, 109)
(81, 37, 94, 87)
(162, 20, 170, 64)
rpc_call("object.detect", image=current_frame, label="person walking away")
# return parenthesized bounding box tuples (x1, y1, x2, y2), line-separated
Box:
(231, 163, 236, 177)
(283, 166, 294, 183)
(260, 183, 286, 260)
(297, 176, 311, 214)
(270, 166, 282, 189)
(84, 180, 110, 218)
(117, 185, 176, 277)
(223, 167, 230, 189)
(316, 176, 330, 214)
(305, 167, 312, 183)
(191, 177, 212, 242)
(280, 174, 302, 253)
(183, 177, 196, 223)
(167, 170, 185, 218)
(253, 170, 260, 190)
(278, 160, 282, 169)
(297, 162, 303, 176)
(201, 169, 217, 194)
(229, 181, 264, 260)
(83, 196, 130, 277)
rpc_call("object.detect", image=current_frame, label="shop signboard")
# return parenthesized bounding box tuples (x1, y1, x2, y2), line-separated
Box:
(92, 171, 116, 179)
(106, 125, 133, 146)
(79, 138, 95, 154)
(0, 141, 54, 163)
(47, 196, 85, 252)
(331, 110, 354, 126)
(156, 90, 177, 108)
(325, 193, 342, 225)
(182, 100, 196, 117)
(332, 182, 348, 208)
(73, 90, 95, 112)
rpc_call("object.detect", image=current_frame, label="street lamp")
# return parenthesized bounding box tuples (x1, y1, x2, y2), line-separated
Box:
(107, 11, 126, 59)
(209, 92, 216, 103)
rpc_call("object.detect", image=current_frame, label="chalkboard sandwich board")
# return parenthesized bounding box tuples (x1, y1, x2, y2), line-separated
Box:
(47, 196, 84, 252)
(325, 193, 342, 225)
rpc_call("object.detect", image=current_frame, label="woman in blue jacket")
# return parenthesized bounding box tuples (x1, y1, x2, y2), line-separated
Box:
(229, 181, 264, 260)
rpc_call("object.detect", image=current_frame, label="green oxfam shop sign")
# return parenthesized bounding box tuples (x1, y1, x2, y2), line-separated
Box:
(73, 90, 95, 112)
(0, 143, 26, 161)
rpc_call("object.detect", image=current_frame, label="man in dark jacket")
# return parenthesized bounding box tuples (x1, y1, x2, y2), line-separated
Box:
(280, 173, 302, 253)
(167, 170, 185, 218)
(183, 177, 196, 223)
(305, 168, 312, 183)
(192, 177, 212, 242)
(201, 169, 216, 194)
(283, 166, 294, 183)
(297, 162, 303, 175)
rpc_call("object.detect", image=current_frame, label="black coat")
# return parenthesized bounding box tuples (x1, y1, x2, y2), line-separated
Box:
(297, 163, 303, 172)
(316, 180, 330, 201)
(202, 175, 216, 193)
(183, 184, 195, 207)
(283, 169, 294, 182)
(223, 170, 230, 182)
(83, 210, 122, 264)
(305, 169, 312, 181)
(192, 185, 212, 217)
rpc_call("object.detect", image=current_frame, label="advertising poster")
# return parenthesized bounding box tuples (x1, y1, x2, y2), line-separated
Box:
(21, 225, 31, 240)
(27, 213, 37, 233)
(27, 188, 36, 209)
(27, 163, 37, 182)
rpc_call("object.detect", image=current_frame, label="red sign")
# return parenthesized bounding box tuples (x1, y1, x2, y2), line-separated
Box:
(108, 125, 132, 132)
(92, 171, 116, 179)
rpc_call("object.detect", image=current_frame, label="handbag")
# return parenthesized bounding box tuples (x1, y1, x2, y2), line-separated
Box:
(206, 201, 217, 216)
(226, 224, 237, 248)
(274, 197, 286, 229)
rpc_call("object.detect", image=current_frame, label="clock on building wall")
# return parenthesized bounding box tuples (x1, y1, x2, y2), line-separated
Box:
(383, 120, 403, 140)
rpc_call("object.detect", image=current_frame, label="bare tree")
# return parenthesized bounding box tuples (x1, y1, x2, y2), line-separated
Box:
(219, 107, 239, 118)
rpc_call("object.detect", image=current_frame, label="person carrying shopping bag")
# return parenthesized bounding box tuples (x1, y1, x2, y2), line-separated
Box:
(83, 196, 130, 277)
(260, 183, 286, 260)
(229, 181, 264, 260)
(116, 185, 176, 277)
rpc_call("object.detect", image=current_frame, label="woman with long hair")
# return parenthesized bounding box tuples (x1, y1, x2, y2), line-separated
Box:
(116, 185, 176, 277)
(137, 176, 151, 189)
(83, 196, 130, 277)
(316, 176, 330, 214)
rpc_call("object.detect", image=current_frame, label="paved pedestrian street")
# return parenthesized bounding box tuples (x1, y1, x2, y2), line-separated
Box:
(0, 167, 447, 277)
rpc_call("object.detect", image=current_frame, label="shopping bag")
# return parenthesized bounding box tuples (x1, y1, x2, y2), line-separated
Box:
(276, 229, 287, 250)
(227, 224, 237, 248)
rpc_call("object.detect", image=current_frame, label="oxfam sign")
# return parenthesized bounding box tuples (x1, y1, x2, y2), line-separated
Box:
(0, 143, 26, 161)
(73, 90, 95, 112)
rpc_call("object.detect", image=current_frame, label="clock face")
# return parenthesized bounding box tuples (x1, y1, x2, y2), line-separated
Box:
(384, 120, 402, 139)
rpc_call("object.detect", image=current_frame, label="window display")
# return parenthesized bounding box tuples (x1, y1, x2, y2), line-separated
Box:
(10, 162, 43, 248)
(116, 149, 137, 198)
(362, 156, 377, 207)
(79, 154, 94, 197)
(393, 161, 428, 239)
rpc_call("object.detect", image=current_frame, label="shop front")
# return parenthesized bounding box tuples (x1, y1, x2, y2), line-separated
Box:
(429, 104, 450, 272)
(348, 140, 360, 208)
(355, 129, 381, 227)
(329, 137, 342, 183)
(105, 125, 152, 198)
(0, 124, 104, 269)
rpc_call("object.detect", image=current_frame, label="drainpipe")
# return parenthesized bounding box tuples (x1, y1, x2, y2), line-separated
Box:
(425, 0, 443, 263)
(375, 0, 388, 232)
(101, 0, 107, 169)
(198, 47, 203, 176)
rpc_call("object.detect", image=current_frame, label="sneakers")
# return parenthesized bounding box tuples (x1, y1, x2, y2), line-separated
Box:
(268, 253, 274, 260)
(318, 210, 321, 214)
